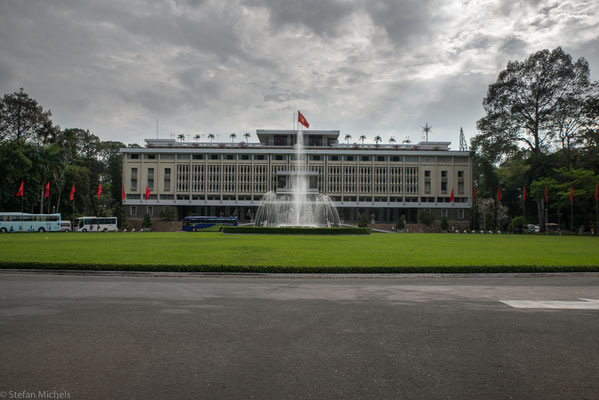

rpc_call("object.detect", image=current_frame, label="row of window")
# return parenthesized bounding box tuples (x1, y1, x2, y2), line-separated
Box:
(128, 153, 469, 163)
(130, 166, 466, 195)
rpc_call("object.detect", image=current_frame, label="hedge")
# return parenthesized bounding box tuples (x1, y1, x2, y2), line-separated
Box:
(223, 226, 371, 235)
(1, 261, 599, 274)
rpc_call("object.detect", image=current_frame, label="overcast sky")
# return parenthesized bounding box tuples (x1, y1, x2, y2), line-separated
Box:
(1, 0, 598, 147)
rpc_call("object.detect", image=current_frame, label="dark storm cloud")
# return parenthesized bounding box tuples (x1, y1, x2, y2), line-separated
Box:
(245, 0, 355, 36)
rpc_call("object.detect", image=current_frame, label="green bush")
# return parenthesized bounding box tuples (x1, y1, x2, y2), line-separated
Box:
(142, 213, 152, 228)
(418, 210, 434, 226)
(223, 226, 371, 235)
(358, 213, 369, 227)
(511, 216, 527, 233)
(441, 215, 448, 231)
(395, 215, 406, 230)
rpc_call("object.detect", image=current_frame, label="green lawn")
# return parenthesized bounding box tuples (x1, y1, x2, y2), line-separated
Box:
(0, 232, 598, 273)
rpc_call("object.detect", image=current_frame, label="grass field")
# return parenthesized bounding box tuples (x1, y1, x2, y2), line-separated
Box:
(0, 232, 598, 273)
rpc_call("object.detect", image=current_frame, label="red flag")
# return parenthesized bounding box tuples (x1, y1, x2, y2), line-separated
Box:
(544, 186, 548, 203)
(16, 181, 24, 197)
(595, 183, 598, 201)
(145, 186, 151, 200)
(450, 188, 454, 203)
(122, 187, 126, 200)
(570, 186, 574, 203)
(97, 184, 102, 199)
(44, 182, 50, 198)
(298, 111, 309, 129)
(472, 186, 476, 201)
(522, 186, 526, 203)
(69, 185, 75, 201)
(497, 186, 501, 202)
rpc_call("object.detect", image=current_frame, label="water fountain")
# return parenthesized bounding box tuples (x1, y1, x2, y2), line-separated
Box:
(254, 129, 341, 227)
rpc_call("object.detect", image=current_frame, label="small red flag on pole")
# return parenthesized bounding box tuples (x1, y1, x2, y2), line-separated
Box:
(522, 186, 526, 202)
(570, 186, 574, 203)
(595, 183, 598, 201)
(145, 186, 151, 200)
(44, 182, 50, 198)
(450, 188, 454, 203)
(472, 186, 476, 201)
(122, 187, 126, 200)
(298, 111, 309, 129)
(544, 186, 548, 203)
(497, 186, 501, 202)
(16, 181, 24, 197)
(69, 185, 75, 201)
(97, 184, 102, 199)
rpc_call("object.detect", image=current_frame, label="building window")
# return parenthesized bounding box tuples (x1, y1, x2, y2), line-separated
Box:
(240, 154, 250, 160)
(130, 168, 137, 191)
(376, 156, 386, 162)
(209, 154, 220, 160)
(130, 206, 137, 216)
(164, 168, 171, 192)
(225, 154, 235, 160)
(391, 156, 401, 162)
(345, 155, 354, 161)
(441, 170, 448, 192)
(147, 206, 153, 216)
(458, 209, 464, 219)
(147, 168, 154, 191)
(177, 154, 190, 160)
(255, 155, 265, 160)
(424, 170, 431, 194)
(311, 155, 322, 161)
(144, 154, 156, 159)
(128, 154, 139, 160)
(192, 154, 204, 160)
(361, 155, 370, 162)
(441, 209, 448, 218)
(274, 155, 286, 161)
(457, 171, 464, 194)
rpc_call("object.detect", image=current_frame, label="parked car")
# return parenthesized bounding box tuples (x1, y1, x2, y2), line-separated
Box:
(60, 221, 72, 232)
(526, 224, 540, 233)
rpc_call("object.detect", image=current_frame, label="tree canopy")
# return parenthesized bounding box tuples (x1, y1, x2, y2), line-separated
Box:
(475, 47, 595, 163)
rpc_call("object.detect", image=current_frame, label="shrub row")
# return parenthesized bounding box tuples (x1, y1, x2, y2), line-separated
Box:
(223, 226, 371, 235)
(1, 261, 598, 274)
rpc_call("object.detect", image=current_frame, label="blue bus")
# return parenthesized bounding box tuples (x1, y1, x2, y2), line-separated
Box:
(0, 212, 61, 233)
(182, 216, 238, 232)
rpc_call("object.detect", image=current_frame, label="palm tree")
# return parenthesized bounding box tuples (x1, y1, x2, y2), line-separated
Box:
(177, 134, 185, 142)
(374, 135, 382, 144)
(208, 133, 215, 143)
(230, 133, 237, 144)
(359, 135, 366, 144)
(243, 132, 251, 143)
(388, 136, 396, 144)
(344, 134, 352, 144)
(193, 134, 202, 142)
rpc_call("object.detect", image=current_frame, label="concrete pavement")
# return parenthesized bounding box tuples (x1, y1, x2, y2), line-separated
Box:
(1, 272, 598, 399)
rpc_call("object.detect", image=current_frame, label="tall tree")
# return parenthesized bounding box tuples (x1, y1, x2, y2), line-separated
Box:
(0, 88, 53, 144)
(476, 47, 595, 162)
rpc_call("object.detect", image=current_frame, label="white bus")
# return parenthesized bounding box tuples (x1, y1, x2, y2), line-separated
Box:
(75, 216, 118, 232)
(0, 212, 61, 233)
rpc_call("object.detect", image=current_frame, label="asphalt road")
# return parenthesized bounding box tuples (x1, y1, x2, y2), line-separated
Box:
(1, 272, 598, 400)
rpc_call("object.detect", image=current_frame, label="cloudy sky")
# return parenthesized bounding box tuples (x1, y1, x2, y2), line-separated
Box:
(1, 0, 598, 147)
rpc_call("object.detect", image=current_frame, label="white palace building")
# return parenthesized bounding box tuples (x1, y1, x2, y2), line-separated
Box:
(120, 129, 473, 224)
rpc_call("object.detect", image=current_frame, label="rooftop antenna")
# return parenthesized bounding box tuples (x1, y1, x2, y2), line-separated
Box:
(459, 127, 468, 151)
(422, 123, 432, 142)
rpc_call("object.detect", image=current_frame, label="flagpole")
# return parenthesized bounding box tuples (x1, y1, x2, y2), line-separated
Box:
(570, 198, 573, 233)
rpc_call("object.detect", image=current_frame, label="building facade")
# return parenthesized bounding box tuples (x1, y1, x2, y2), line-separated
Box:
(120, 130, 473, 224)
